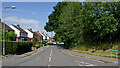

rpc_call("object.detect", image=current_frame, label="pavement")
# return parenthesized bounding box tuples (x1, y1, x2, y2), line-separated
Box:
(2, 45, 118, 67)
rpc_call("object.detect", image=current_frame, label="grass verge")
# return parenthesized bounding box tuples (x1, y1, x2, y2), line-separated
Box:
(70, 42, 120, 59)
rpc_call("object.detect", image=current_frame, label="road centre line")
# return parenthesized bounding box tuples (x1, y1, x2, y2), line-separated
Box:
(50, 53, 52, 56)
(48, 64, 50, 68)
(48, 49, 52, 62)
(48, 64, 50, 66)
(49, 57, 52, 62)
(51, 49, 52, 53)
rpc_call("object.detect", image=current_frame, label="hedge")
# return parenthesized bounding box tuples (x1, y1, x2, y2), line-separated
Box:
(3, 41, 33, 55)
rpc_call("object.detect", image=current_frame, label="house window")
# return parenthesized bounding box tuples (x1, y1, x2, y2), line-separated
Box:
(20, 32, 22, 36)
(45, 36, 47, 40)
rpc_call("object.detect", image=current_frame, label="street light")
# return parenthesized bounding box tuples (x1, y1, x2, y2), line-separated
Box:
(3, 6, 16, 56)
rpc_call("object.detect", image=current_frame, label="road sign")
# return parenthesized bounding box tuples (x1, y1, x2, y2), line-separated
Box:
(109, 49, 118, 52)
(109, 49, 118, 58)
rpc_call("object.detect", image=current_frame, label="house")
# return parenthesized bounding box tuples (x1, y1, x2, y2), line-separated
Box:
(45, 34, 50, 42)
(41, 32, 46, 41)
(0, 19, 14, 32)
(41, 32, 51, 42)
(33, 32, 38, 41)
(25, 28, 34, 41)
(9, 24, 28, 41)
(34, 31, 42, 42)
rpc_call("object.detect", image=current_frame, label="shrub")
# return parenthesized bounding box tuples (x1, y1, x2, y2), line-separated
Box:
(33, 41, 42, 48)
(42, 41, 46, 45)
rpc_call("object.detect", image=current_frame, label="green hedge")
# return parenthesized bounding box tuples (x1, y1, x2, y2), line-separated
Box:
(4, 41, 33, 55)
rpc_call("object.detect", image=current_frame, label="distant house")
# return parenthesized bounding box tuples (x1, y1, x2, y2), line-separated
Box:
(41, 32, 46, 41)
(45, 34, 50, 42)
(34, 31, 42, 42)
(9, 24, 28, 41)
(25, 28, 34, 41)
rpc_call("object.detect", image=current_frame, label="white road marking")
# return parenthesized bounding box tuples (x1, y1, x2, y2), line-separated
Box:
(48, 64, 50, 66)
(50, 49, 52, 57)
(75, 60, 97, 66)
(50, 53, 52, 56)
(85, 64, 95, 66)
(78, 64, 84, 66)
(49, 57, 52, 62)
(48, 64, 50, 68)
(51, 49, 52, 53)
(48, 48, 53, 67)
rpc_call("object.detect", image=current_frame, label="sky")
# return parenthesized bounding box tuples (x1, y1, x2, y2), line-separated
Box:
(2, 2, 58, 37)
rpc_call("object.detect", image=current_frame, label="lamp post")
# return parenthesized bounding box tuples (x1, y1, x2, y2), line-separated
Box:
(3, 6, 16, 56)
(41, 35, 42, 46)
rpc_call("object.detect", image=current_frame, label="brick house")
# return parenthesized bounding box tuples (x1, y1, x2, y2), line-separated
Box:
(34, 31, 42, 42)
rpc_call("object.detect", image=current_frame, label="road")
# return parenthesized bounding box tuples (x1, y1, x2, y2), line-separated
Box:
(2, 45, 118, 66)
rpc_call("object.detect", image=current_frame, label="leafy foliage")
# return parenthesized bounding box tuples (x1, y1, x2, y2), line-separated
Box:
(1, 29, 17, 41)
(44, 2, 120, 49)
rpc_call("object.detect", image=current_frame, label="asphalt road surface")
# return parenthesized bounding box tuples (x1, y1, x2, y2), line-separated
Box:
(2, 45, 118, 66)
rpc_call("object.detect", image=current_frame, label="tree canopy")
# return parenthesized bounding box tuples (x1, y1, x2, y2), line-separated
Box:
(44, 2, 120, 49)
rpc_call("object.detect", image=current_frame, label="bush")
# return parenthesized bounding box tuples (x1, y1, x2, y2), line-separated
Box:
(33, 41, 42, 48)
(4, 41, 33, 55)
(46, 43, 49, 45)
(42, 41, 46, 45)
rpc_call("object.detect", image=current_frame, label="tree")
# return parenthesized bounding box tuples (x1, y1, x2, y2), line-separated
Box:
(1, 29, 17, 41)
(44, 2, 120, 49)
(44, 2, 67, 32)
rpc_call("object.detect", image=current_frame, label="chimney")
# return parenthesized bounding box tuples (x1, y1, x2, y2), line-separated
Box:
(37, 31, 39, 33)
(17, 25, 20, 28)
(30, 28, 32, 31)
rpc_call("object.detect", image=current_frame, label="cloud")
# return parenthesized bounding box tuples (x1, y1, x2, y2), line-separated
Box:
(5, 16, 40, 24)
(14, 9, 36, 15)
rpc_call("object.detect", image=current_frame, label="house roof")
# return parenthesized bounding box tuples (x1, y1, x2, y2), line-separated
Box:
(1, 23, 14, 31)
(34, 32, 42, 37)
(33, 32, 38, 36)
(11, 24, 27, 34)
(46, 34, 51, 38)
(27, 29, 34, 33)
(38, 33, 42, 36)
(41, 33, 46, 37)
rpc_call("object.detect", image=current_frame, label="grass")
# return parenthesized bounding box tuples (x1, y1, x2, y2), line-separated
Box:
(70, 42, 120, 59)
(0, 56, 4, 58)
(0, 55, 8, 58)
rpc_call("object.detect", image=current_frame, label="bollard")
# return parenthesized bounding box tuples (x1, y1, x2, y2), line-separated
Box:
(116, 52, 117, 59)
(111, 51, 112, 58)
